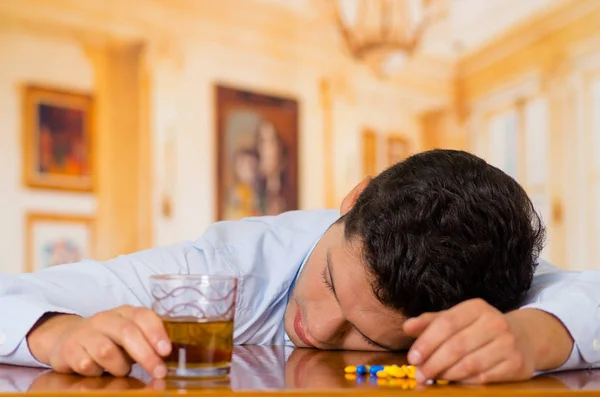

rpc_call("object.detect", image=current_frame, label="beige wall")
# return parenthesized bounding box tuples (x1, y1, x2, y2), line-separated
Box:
(0, 29, 96, 274)
(424, 0, 600, 270)
(0, 1, 432, 271)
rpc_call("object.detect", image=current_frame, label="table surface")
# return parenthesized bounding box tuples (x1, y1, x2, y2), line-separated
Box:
(1, 346, 600, 396)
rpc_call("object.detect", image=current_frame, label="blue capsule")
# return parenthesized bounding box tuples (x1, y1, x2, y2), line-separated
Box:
(369, 365, 385, 375)
(356, 365, 367, 375)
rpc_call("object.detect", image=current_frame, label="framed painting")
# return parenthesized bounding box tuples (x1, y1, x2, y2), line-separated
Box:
(387, 135, 411, 166)
(215, 85, 298, 221)
(22, 85, 94, 191)
(25, 213, 94, 272)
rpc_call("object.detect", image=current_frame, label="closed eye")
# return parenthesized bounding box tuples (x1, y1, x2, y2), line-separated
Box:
(360, 333, 382, 349)
(321, 266, 334, 293)
(321, 266, 383, 349)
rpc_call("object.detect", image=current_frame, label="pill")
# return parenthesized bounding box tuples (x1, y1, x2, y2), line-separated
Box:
(356, 365, 367, 375)
(369, 365, 385, 375)
(344, 365, 357, 374)
(376, 370, 389, 378)
(389, 367, 405, 378)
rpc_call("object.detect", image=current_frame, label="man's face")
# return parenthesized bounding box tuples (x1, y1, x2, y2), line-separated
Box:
(283, 221, 414, 351)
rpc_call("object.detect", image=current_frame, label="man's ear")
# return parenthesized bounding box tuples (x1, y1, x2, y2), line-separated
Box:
(340, 177, 372, 216)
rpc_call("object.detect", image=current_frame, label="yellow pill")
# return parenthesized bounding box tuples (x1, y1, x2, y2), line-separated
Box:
(436, 379, 450, 385)
(407, 379, 418, 389)
(389, 368, 404, 378)
(376, 370, 389, 378)
(365, 365, 370, 370)
(345, 374, 357, 380)
(344, 366, 357, 374)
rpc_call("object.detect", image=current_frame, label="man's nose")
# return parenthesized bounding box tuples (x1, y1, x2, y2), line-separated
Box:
(306, 309, 346, 347)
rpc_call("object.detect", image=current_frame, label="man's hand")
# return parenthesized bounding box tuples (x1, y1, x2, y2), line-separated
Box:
(27, 305, 171, 378)
(403, 298, 574, 384)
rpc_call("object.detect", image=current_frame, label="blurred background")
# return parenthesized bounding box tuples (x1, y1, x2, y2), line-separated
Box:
(0, 0, 598, 274)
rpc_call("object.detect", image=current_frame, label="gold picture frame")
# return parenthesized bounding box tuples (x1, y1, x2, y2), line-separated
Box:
(25, 212, 94, 272)
(22, 85, 94, 191)
(215, 85, 299, 221)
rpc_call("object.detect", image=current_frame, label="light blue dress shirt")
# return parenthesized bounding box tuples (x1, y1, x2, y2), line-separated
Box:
(0, 209, 598, 373)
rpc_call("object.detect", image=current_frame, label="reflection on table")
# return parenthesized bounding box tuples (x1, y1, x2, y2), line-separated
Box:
(1, 345, 599, 393)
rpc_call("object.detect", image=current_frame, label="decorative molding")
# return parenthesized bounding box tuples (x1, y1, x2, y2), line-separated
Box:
(459, 0, 600, 76)
(0, 0, 449, 114)
(467, 72, 541, 117)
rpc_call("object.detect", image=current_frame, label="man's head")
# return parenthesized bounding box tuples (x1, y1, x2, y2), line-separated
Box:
(284, 149, 545, 351)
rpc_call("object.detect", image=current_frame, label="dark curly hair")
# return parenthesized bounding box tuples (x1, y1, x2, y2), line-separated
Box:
(343, 149, 545, 317)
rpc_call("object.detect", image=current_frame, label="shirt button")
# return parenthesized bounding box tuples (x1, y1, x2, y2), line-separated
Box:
(594, 339, 600, 352)
(0, 333, 6, 345)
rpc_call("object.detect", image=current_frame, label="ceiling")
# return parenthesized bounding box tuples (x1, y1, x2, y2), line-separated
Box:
(421, 0, 572, 59)
(256, 0, 573, 60)
(0, 0, 575, 62)
(0, 0, 580, 112)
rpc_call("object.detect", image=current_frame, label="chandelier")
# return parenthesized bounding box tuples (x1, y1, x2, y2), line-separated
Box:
(333, 0, 440, 76)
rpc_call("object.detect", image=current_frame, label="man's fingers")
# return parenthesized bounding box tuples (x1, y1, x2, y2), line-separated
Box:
(116, 306, 171, 357)
(90, 313, 166, 378)
(63, 342, 103, 377)
(460, 360, 520, 384)
(444, 332, 531, 383)
(403, 312, 438, 336)
(434, 336, 508, 382)
(407, 299, 490, 366)
(416, 315, 501, 381)
(83, 333, 132, 377)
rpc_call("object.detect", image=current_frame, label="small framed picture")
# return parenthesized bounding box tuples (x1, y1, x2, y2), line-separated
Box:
(25, 213, 94, 272)
(22, 85, 94, 191)
(215, 85, 299, 221)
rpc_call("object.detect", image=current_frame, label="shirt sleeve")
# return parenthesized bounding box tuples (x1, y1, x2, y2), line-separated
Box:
(520, 259, 600, 372)
(0, 240, 223, 368)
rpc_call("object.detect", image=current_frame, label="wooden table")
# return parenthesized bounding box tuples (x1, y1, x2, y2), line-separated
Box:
(1, 346, 600, 396)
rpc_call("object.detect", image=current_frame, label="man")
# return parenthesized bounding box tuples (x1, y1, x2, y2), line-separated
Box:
(0, 150, 598, 384)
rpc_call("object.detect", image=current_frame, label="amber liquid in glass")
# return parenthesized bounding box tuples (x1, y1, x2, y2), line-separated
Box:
(163, 318, 233, 373)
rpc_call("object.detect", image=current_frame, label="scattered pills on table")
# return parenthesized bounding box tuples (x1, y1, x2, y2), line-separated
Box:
(343, 364, 450, 388)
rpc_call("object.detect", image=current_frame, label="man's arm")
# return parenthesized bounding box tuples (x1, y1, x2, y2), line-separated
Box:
(0, 240, 214, 369)
(519, 259, 600, 372)
(403, 259, 600, 384)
